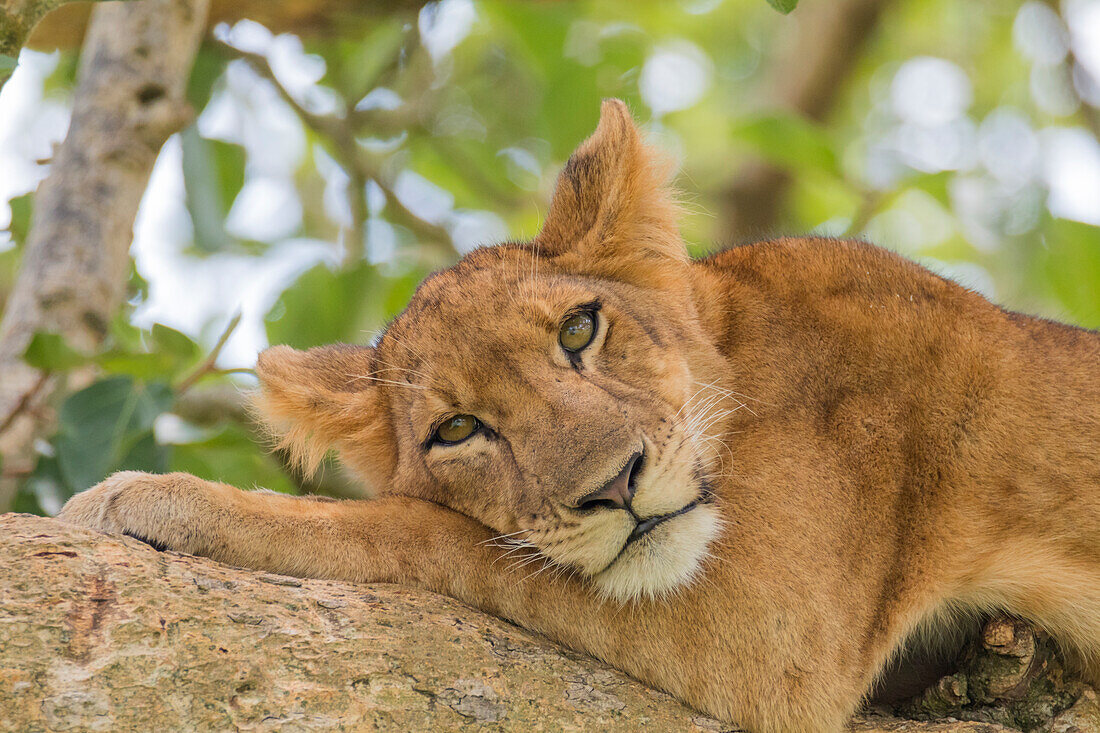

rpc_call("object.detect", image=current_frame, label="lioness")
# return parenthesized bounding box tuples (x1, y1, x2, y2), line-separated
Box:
(59, 100, 1100, 732)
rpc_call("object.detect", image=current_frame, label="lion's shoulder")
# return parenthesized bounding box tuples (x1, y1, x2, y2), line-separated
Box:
(696, 236, 975, 310)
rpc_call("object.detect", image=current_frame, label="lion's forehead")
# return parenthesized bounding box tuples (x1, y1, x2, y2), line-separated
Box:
(375, 301, 553, 410)
(381, 261, 602, 367)
(402, 335, 553, 411)
(405, 245, 540, 310)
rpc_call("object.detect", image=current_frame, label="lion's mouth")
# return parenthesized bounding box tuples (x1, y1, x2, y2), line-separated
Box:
(588, 462, 722, 600)
(624, 500, 700, 545)
(622, 463, 714, 546)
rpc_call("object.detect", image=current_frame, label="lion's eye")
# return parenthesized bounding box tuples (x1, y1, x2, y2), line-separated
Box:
(435, 415, 480, 444)
(559, 311, 596, 353)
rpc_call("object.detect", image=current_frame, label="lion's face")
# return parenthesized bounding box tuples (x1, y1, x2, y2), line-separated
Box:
(374, 253, 723, 599)
(257, 101, 726, 601)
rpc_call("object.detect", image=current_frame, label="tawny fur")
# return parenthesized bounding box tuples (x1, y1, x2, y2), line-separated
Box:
(59, 100, 1100, 732)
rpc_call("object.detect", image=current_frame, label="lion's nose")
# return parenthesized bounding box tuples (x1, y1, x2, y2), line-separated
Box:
(573, 450, 642, 512)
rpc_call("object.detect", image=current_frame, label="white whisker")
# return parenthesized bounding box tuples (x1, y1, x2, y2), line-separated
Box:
(350, 374, 427, 390)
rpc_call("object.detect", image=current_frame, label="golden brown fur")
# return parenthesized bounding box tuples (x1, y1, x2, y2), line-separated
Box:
(59, 100, 1100, 732)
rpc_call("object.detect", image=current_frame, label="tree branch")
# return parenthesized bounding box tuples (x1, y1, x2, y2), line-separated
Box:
(1, 515, 1093, 732)
(720, 0, 891, 244)
(0, 0, 210, 510)
(0, 0, 106, 89)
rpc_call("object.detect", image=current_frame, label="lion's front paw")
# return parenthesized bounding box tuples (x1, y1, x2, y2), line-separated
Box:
(57, 471, 221, 555)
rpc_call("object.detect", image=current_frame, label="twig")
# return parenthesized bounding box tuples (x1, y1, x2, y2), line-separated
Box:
(1037, 0, 1100, 145)
(344, 157, 370, 264)
(0, 370, 48, 436)
(221, 38, 373, 262)
(842, 190, 885, 238)
(354, 148, 456, 255)
(175, 312, 242, 394)
(346, 34, 434, 134)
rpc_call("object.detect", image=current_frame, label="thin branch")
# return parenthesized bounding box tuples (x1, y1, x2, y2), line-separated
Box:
(1036, 0, 1100, 145)
(344, 155, 370, 265)
(346, 34, 435, 134)
(354, 148, 456, 256)
(1066, 49, 1100, 145)
(175, 311, 241, 394)
(842, 189, 885, 238)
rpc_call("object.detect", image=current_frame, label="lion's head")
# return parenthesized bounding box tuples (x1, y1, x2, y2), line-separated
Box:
(256, 100, 729, 601)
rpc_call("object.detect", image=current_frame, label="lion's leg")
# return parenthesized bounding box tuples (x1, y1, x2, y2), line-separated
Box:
(57, 471, 426, 582)
(59, 470, 855, 732)
(963, 543, 1100, 686)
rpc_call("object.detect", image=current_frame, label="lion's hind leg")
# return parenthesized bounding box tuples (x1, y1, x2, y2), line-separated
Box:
(960, 543, 1100, 685)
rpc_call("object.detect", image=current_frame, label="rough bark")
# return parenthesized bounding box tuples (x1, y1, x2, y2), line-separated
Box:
(0, 0, 209, 509)
(720, 0, 889, 244)
(1, 514, 1095, 732)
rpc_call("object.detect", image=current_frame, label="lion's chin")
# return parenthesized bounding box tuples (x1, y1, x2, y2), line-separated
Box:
(591, 503, 722, 602)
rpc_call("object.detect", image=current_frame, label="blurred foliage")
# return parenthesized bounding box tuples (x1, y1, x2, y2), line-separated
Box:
(13, 316, 296, 513)
(2, 0, 1099, 513)
(766, 0, 800, 13)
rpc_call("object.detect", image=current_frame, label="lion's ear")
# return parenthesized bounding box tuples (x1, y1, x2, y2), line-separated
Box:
(254, 344, 393, 479)
(535, 99, 686, 284)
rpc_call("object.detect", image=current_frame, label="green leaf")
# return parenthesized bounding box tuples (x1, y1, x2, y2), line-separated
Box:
(11, 481, 47, 516)
(22, 332, 88, 371)
(482, 2, 606, 159)
(907, 171, 953, 207)
(265, 261, 389, 349)
(186, 45, 228, 110)
(127, 260, 151, 304)
(18, 456, 64, 516)
(731, 113, 840, 178)
(180, 125, 246, 254)
(54, 377, 174, 491)
(4, 192, 33, 247)
(151, 323, 202, 365)
(0, 54, 16, 74)
(96, 323, 201, 380)
(42, 51, 79, 95)
(95, 351, 177, 380)
(106, 312, 148, 353)
(117, 432, 171, 475)
(766, 0, 799, 13)
(333, 20, 409, 99)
